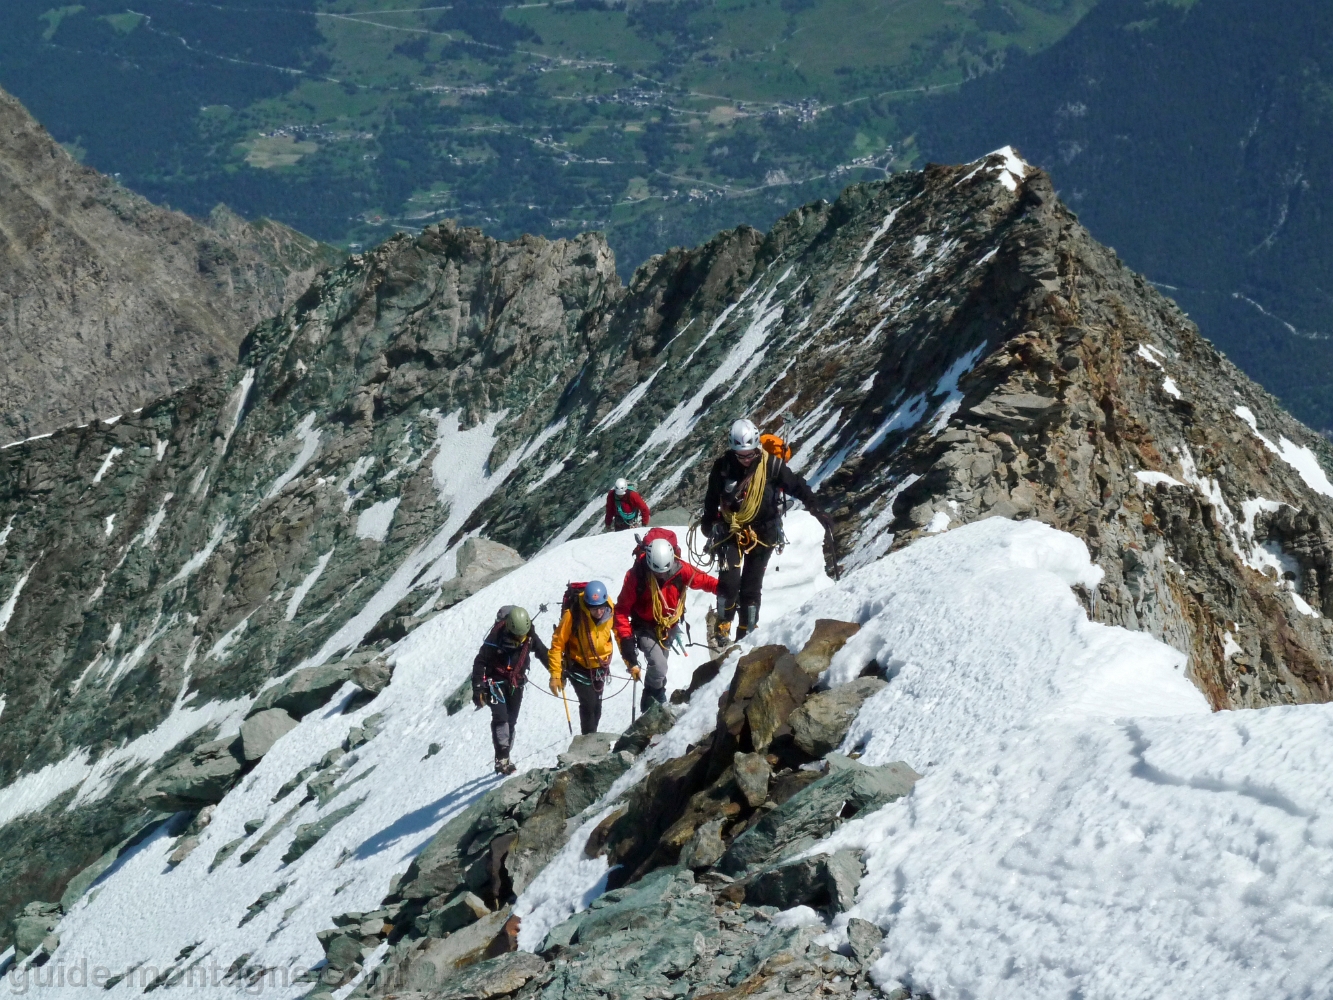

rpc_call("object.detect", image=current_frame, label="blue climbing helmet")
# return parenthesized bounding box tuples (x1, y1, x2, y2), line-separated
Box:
(584, 580, 609, 607)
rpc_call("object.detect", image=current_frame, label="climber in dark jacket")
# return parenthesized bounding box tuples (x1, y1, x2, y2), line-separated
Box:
(701, 418, 834, 643)
(472, 605, 550, 775)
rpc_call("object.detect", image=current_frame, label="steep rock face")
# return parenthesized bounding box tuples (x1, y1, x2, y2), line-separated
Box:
(1, 149, 1332, 947)
(0, 86, 338, 439)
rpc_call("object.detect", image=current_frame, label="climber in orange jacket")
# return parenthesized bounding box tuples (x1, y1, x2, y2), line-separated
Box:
(614, 528, 717, 709)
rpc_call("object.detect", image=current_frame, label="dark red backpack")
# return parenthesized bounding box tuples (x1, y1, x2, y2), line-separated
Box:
(633, 527, 680, 562)
(561, 582, 589, 615)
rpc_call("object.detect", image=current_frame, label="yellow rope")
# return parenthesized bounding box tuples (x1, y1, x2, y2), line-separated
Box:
(726, 454, 774, 554)
(648, 571, 686, 646)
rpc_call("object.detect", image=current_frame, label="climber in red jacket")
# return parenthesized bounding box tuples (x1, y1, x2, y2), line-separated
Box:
(605, 478, 651, 532)
(614, 528, 717, 709)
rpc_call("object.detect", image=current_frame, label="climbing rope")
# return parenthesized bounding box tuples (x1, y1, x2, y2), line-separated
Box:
(648, 571, 685, 646)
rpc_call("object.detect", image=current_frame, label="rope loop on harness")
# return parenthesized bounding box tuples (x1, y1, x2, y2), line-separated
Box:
(648, 571, 685, 647)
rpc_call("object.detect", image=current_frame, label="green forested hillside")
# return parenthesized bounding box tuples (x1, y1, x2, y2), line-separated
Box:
(0, 0, 1097, 272)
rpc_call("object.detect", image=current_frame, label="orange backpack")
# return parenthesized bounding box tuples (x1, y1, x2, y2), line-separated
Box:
(760, 433, 791, 462)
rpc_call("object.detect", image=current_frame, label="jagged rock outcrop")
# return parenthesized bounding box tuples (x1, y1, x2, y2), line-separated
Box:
(326, 622, 916, 1000)
(2, 146, 1333, 965)
(0, 86, 339, 439)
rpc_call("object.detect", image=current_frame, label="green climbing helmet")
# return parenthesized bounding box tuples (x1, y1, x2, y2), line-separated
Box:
(504, 605, 532, 639)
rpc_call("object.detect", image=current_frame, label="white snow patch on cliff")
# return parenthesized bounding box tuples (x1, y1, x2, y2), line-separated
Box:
(1135, 470, 1183, 488)
(266, 413, 322, 499)
(356, 498, 401, 542)
(93, 447, 124, 484)
(140, 494, 173, 546)
(168, 521, 228, 586)
(287, 550, 334, 622)
(0, 514, 15, 546)
(1235, 405, 1333, 498)
(0, 561, 36, 631)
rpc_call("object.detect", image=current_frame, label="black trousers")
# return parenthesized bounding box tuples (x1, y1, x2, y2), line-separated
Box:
(716, 537, 774, 621)
(567, 666, 608, 734)
(487, 681, 524, 758)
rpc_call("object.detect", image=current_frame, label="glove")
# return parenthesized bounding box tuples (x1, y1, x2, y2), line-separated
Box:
(628, 665, 641, 682)
(548, 669, 563, 695)
(619, 636, 639, 668)
(472, 688, 486, 709)
(816, 511, 836, 535)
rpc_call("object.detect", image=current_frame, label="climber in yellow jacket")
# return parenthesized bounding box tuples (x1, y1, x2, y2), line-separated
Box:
(547, 580, 635, 734)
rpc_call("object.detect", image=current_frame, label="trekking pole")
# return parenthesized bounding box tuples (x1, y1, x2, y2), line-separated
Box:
(631, 676, 638, 724)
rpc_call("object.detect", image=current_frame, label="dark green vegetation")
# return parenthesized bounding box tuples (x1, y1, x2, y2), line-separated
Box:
(908, 0, 1333, 432)
(3, 0, 1332, 431)
(0, 0, 1095, 276)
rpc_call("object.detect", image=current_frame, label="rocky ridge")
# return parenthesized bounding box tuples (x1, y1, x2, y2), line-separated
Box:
(1, 146, 1332, 979)
(0, 86, 339, 439)
(304, 621, 911, 1000)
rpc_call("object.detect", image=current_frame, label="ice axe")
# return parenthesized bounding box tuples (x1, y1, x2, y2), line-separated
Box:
(559, 679, 573, 734)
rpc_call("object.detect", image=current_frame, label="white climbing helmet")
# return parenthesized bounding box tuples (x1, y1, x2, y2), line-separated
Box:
(646, 538, 676, 575)
(614, 478, 628, 496)
(730, 418, 759, 454)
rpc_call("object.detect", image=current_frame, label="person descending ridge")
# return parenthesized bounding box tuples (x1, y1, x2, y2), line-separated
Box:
(605, 478, 651, 532)
(702, 418, 835, 644)
(472, 605, 550, 775)
(547, 580, 631, 734)
(615, 529, 717, 709)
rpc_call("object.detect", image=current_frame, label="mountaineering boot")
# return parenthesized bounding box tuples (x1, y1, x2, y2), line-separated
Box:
(640, 684, 667, 712)
(735, 605, 759, 640)
(495, 757, 516, 776)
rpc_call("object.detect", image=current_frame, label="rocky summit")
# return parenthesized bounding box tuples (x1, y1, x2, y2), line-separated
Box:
(1, 144, 1332, 997)
(0, 86, 339, 440)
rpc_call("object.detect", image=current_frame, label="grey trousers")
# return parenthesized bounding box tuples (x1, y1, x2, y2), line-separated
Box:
(633, 624, 672, 693)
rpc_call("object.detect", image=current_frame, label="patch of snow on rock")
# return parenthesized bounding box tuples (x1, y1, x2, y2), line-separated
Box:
(356, 498, 401, 542)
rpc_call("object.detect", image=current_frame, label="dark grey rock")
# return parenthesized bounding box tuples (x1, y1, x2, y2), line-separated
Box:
(240, 709, 299, 762)
(248, 664, 352, 720)
(846, 917, 884, 966)
(788, 678, 888, 758)
(140, 737, 245, 810)
(417, 891, 490, 938)
(720, 760, 918, 874)
(282, 799, 364, 864)
(742, 851, 863, 911)
(612, 700, 676, 755)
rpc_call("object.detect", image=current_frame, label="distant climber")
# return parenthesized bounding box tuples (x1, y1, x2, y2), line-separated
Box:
(547, 580, 628, 734)
(606, 478, 651, 531)
(614, 528, 718, 708)
(702, 418, 834, 644)
(472, 605, 550, 775)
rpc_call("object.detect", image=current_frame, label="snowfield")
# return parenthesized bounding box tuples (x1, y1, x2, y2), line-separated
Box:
(16, 516, 830, 999)
(11, 512, 1333, 999)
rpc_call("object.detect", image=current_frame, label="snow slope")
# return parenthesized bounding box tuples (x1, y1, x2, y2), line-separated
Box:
(24, 516, 830, 998)
(759, 517, 1333, 1000)
(22, 509, 1333, 1000)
